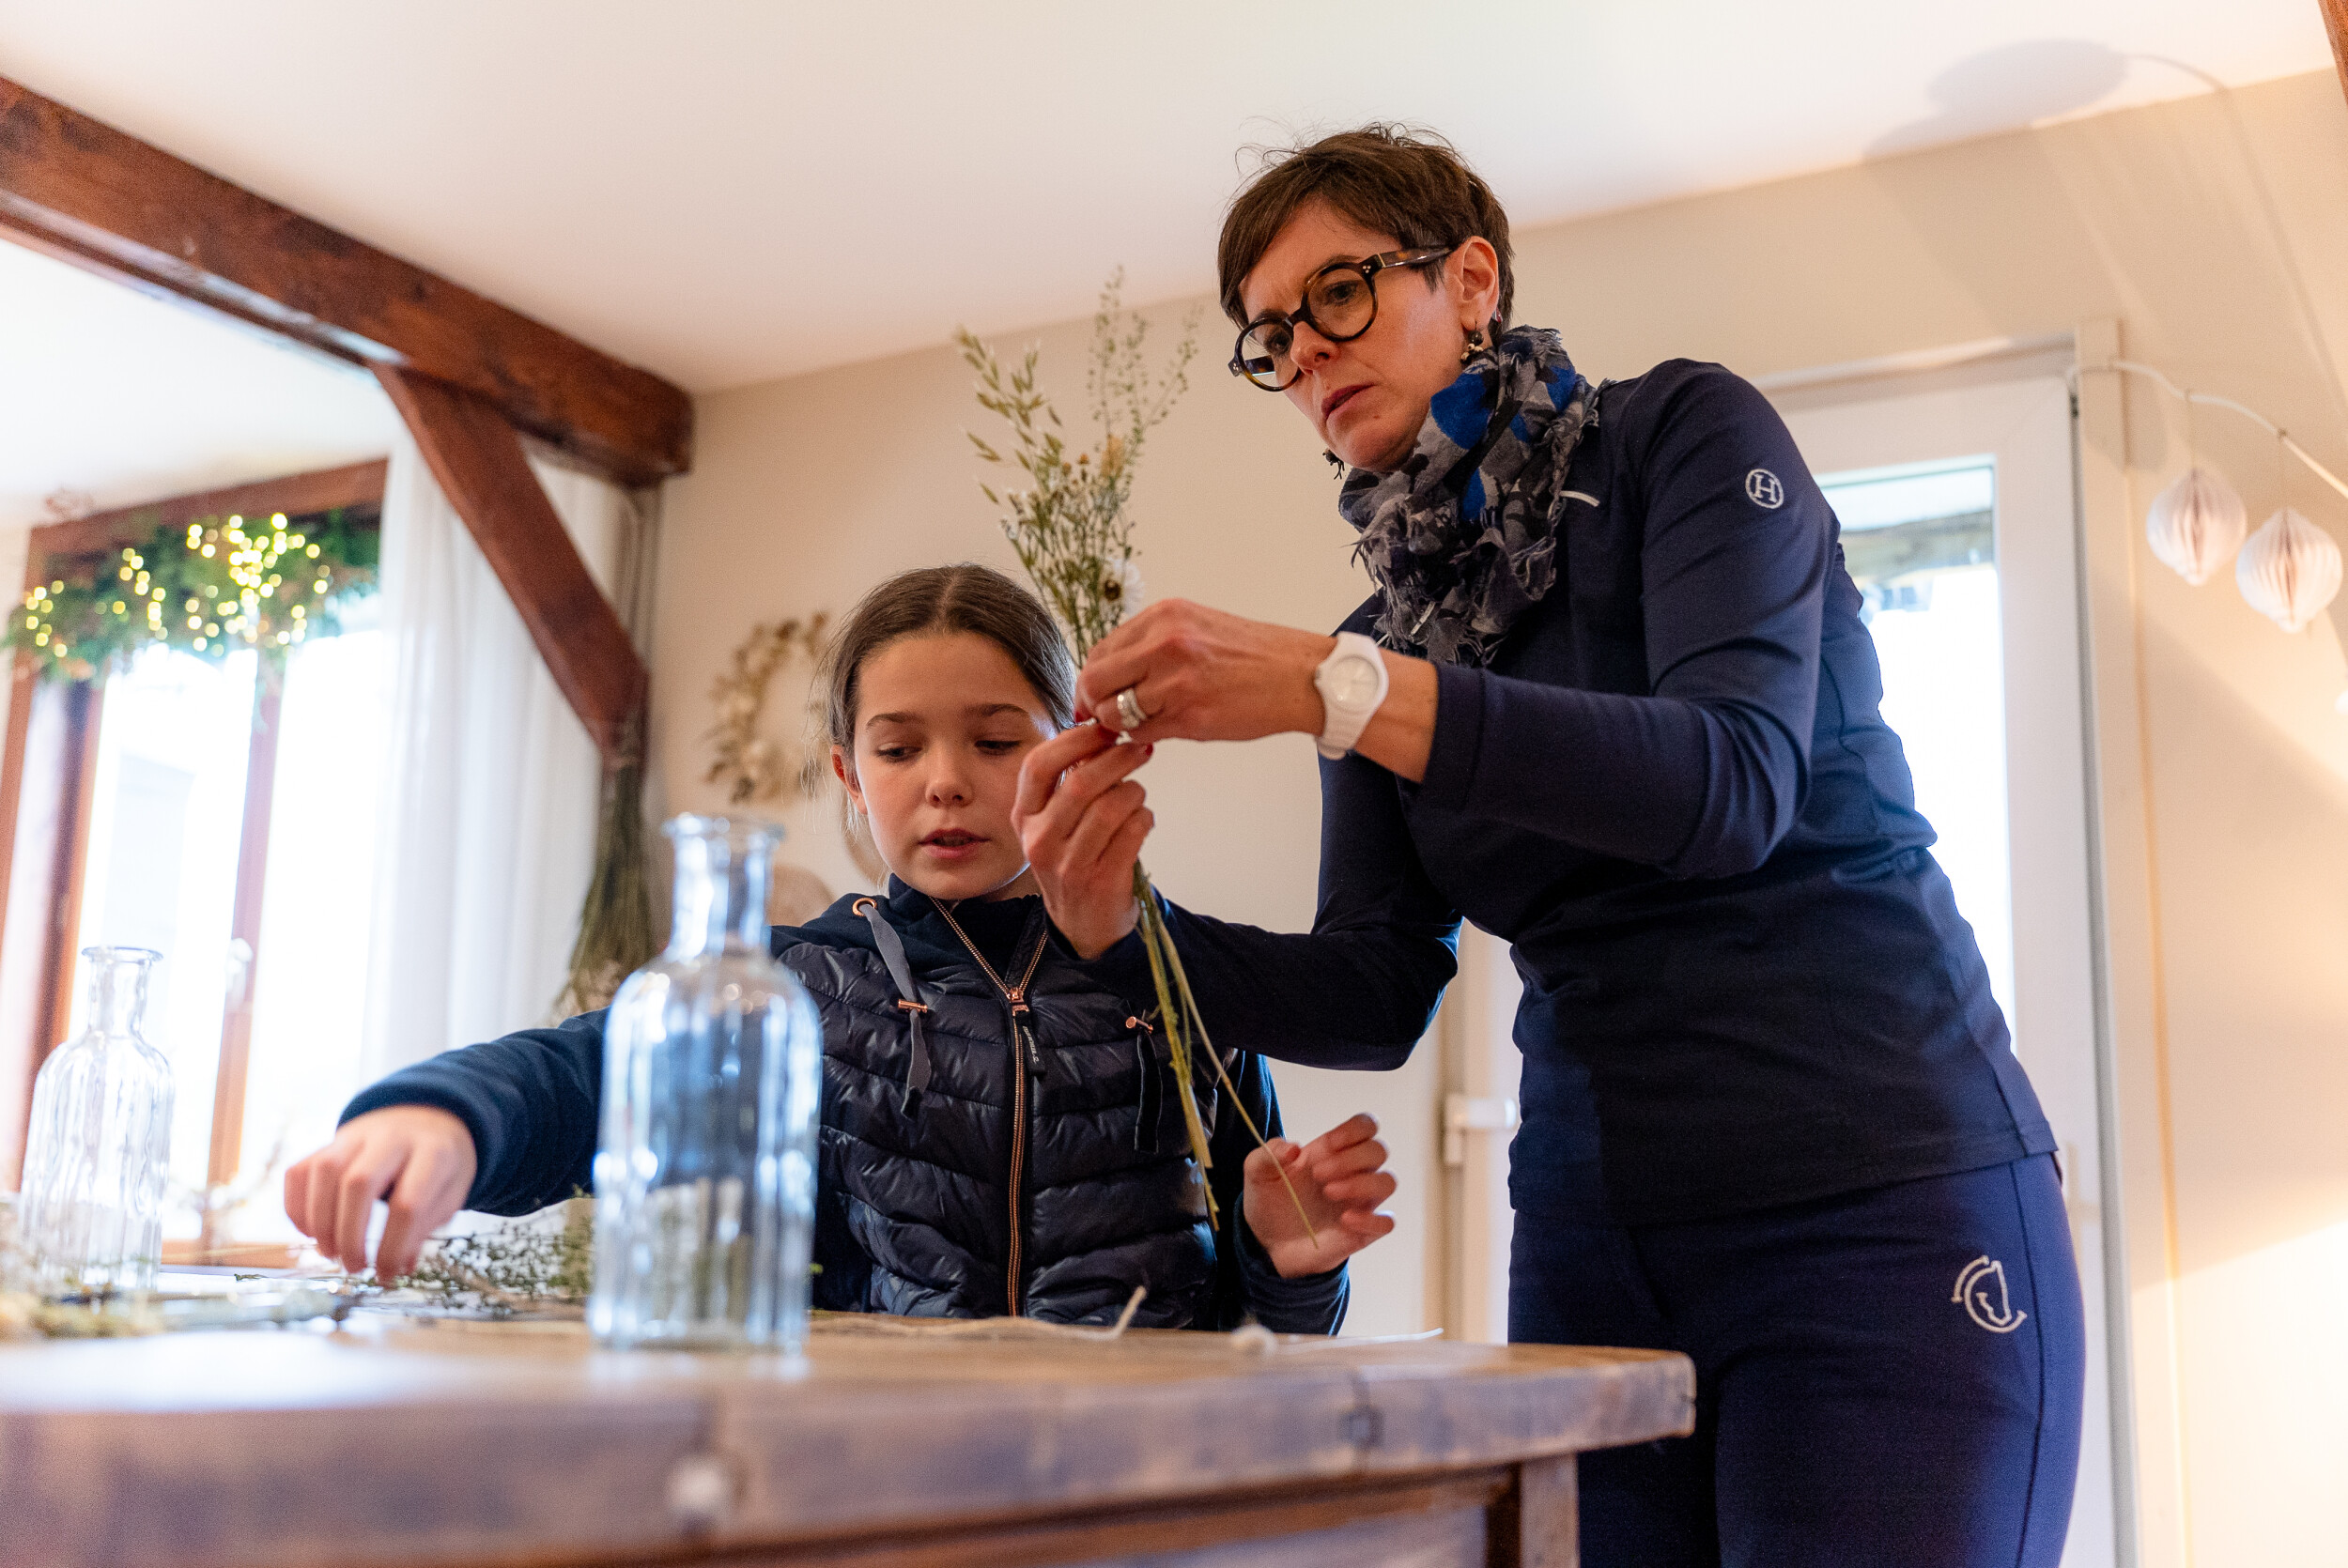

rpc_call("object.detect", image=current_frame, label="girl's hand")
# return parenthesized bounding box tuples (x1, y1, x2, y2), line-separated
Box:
(1075, 599, 1330, 746)
(1243, 1113, 1398, 1279)
(282, 1105, 478, 1279)
(1013, 723, 1156, 960)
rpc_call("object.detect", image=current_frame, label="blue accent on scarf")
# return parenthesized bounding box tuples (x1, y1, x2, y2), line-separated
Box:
(1336, 327, 1599, 666)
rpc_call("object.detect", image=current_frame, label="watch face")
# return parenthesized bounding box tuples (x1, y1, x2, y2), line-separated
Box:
(1329, 656, 1380, 705)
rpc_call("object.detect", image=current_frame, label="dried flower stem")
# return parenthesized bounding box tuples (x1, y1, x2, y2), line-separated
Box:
(555, 748, 657, 1018)
(1135, 868, 1318, 1240)
(394, 1201, 594, 1314)
(959, 274, 1314, 1242)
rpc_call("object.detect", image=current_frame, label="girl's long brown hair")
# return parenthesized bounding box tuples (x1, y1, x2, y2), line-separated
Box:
(819, 563, 1075, 768)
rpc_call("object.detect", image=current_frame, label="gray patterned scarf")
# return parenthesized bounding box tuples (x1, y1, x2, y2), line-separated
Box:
(1337, 327, 1597, 666)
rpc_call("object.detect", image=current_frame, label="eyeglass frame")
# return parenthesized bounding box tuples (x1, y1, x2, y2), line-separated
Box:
(1228, 244, 1460, 391)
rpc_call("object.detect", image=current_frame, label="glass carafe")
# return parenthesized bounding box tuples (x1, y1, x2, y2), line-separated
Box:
(590, 816, 821, 1351)
(17, 946, 175, 1300)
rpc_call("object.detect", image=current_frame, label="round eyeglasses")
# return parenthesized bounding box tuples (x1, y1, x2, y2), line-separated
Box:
(1228, 245, 1457, 392)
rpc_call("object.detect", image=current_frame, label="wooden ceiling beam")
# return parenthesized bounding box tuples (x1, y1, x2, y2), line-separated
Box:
(377, 366, 647, 762)
(0, 76, 691, 486)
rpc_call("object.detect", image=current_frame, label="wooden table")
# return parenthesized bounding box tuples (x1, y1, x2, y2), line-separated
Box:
(0, 1316, 1692, 1568)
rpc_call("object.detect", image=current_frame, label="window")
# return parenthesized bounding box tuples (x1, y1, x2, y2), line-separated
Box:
(1, 467, 386, 1262)
(1818, 458, 2013, 1021)
(1774, 357, 2114, 1568)
(61, 607, 388, 1249)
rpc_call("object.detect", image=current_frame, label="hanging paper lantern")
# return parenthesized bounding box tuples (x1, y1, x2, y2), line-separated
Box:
(2235, 507, 2342, 633)
(2145, 468, 2247, 585)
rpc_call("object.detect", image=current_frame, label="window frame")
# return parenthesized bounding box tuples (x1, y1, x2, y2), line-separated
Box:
(0, 460, 384, 1263)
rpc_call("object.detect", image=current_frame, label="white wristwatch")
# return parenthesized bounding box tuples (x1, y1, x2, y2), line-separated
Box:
(1313, 631, 1391, 760)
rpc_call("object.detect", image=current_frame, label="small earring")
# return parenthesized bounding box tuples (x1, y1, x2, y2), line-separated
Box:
(1460, 329, 1488, 365)
(1323, 450, 1345, 470)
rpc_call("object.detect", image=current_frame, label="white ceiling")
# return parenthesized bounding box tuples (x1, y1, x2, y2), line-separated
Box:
(0, 240, 396, 530)
(0, 0, 2332, 522)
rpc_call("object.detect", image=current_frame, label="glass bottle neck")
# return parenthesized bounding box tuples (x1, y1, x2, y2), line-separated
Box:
(668, 831, 775, 957)
(84, 950, 154, 1037)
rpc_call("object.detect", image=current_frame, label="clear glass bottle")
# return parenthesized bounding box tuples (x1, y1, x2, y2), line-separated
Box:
(590, 816, 821, 1351)
(17, 946, 176, 1301)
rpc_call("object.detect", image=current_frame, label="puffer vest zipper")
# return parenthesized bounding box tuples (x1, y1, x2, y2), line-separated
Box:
(928, 898, 1047, 1316)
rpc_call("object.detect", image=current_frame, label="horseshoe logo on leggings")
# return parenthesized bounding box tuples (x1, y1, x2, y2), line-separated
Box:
(1954, 1255, 2028, 1333)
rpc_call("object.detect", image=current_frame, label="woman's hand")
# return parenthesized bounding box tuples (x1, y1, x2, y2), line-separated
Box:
(1014, 724, 1156, 960)
(1076, 599, 1331, 745)
(283, 1105, 477, 1279)
(1243, 1113, 1398, 1279)
(1079, 599, 1439, 780)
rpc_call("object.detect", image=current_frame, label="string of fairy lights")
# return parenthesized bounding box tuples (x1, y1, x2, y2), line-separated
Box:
(7, 509, 376, 682)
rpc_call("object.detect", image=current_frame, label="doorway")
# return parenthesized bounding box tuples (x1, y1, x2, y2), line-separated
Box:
(1770, 346, 2116, 1568)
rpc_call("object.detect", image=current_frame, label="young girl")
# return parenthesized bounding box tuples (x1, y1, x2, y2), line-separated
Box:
(285, 564, 1396, 1330)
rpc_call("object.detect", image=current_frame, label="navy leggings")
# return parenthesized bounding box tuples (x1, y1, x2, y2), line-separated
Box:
(1510, 1156, 2084, 1568)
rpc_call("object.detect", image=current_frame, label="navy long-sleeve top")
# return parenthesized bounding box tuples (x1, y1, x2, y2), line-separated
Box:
(1097, 360, 2054, 1224)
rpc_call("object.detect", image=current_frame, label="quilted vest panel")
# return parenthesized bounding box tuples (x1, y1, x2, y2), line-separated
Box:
(786, 923, 1222, 1328)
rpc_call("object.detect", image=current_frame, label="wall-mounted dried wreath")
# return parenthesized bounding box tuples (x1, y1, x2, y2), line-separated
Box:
(703, 615, 828, 804)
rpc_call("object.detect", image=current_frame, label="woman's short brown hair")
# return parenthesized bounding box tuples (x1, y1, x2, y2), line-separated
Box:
(819, 563, 1075, 761)
(1217, 125, 1514, 333)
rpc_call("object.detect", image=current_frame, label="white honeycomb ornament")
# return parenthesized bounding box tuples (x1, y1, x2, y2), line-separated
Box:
(2235, 507, 2342, 633)
(2145, 468, 2247, 586)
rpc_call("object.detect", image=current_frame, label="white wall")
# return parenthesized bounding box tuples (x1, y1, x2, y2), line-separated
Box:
(657, 70, 2348, 1559)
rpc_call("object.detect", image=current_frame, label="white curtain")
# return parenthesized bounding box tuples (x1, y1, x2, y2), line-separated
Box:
(359, 432, 630, 1080)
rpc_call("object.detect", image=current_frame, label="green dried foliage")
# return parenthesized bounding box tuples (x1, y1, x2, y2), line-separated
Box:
(0, 1290, 164, 1339)
(392, 1198, 595, 1316)
(4, 509, 376, 682)
(955, 270, 1197, 659)
(956, 276, 1311, 1240)
(555, 751, 657, 1019)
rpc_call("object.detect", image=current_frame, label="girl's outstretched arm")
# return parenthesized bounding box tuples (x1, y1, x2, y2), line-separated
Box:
(290, 1010, 607, 1275)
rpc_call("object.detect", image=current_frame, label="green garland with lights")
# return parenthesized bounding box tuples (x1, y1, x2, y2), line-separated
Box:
(6, 509, 377, 681)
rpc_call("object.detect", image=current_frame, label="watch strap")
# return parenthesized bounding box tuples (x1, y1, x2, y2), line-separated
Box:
(1314, 631, 1390, 760)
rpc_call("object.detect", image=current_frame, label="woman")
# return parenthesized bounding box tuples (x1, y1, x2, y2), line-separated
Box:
(1017, 129, 2084, 1566)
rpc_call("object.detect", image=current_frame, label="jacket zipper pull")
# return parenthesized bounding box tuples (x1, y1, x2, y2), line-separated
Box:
(1003, 994, 1041, 1077)
(1130, 1017, 1161, 1154)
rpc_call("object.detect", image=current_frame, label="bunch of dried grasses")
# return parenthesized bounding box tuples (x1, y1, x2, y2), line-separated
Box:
(956, 276, 1310, 1239)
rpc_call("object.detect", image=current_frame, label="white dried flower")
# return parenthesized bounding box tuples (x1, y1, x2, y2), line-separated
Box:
(1100, 556, 1144, 612)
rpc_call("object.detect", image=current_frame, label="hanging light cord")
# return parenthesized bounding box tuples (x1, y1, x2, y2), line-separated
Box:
(2102, 359, 2348, 505)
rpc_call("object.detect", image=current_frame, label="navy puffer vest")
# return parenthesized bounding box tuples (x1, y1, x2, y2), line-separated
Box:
(344, 883, 1343, 1333)
(794, 884, 1239, 1328)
